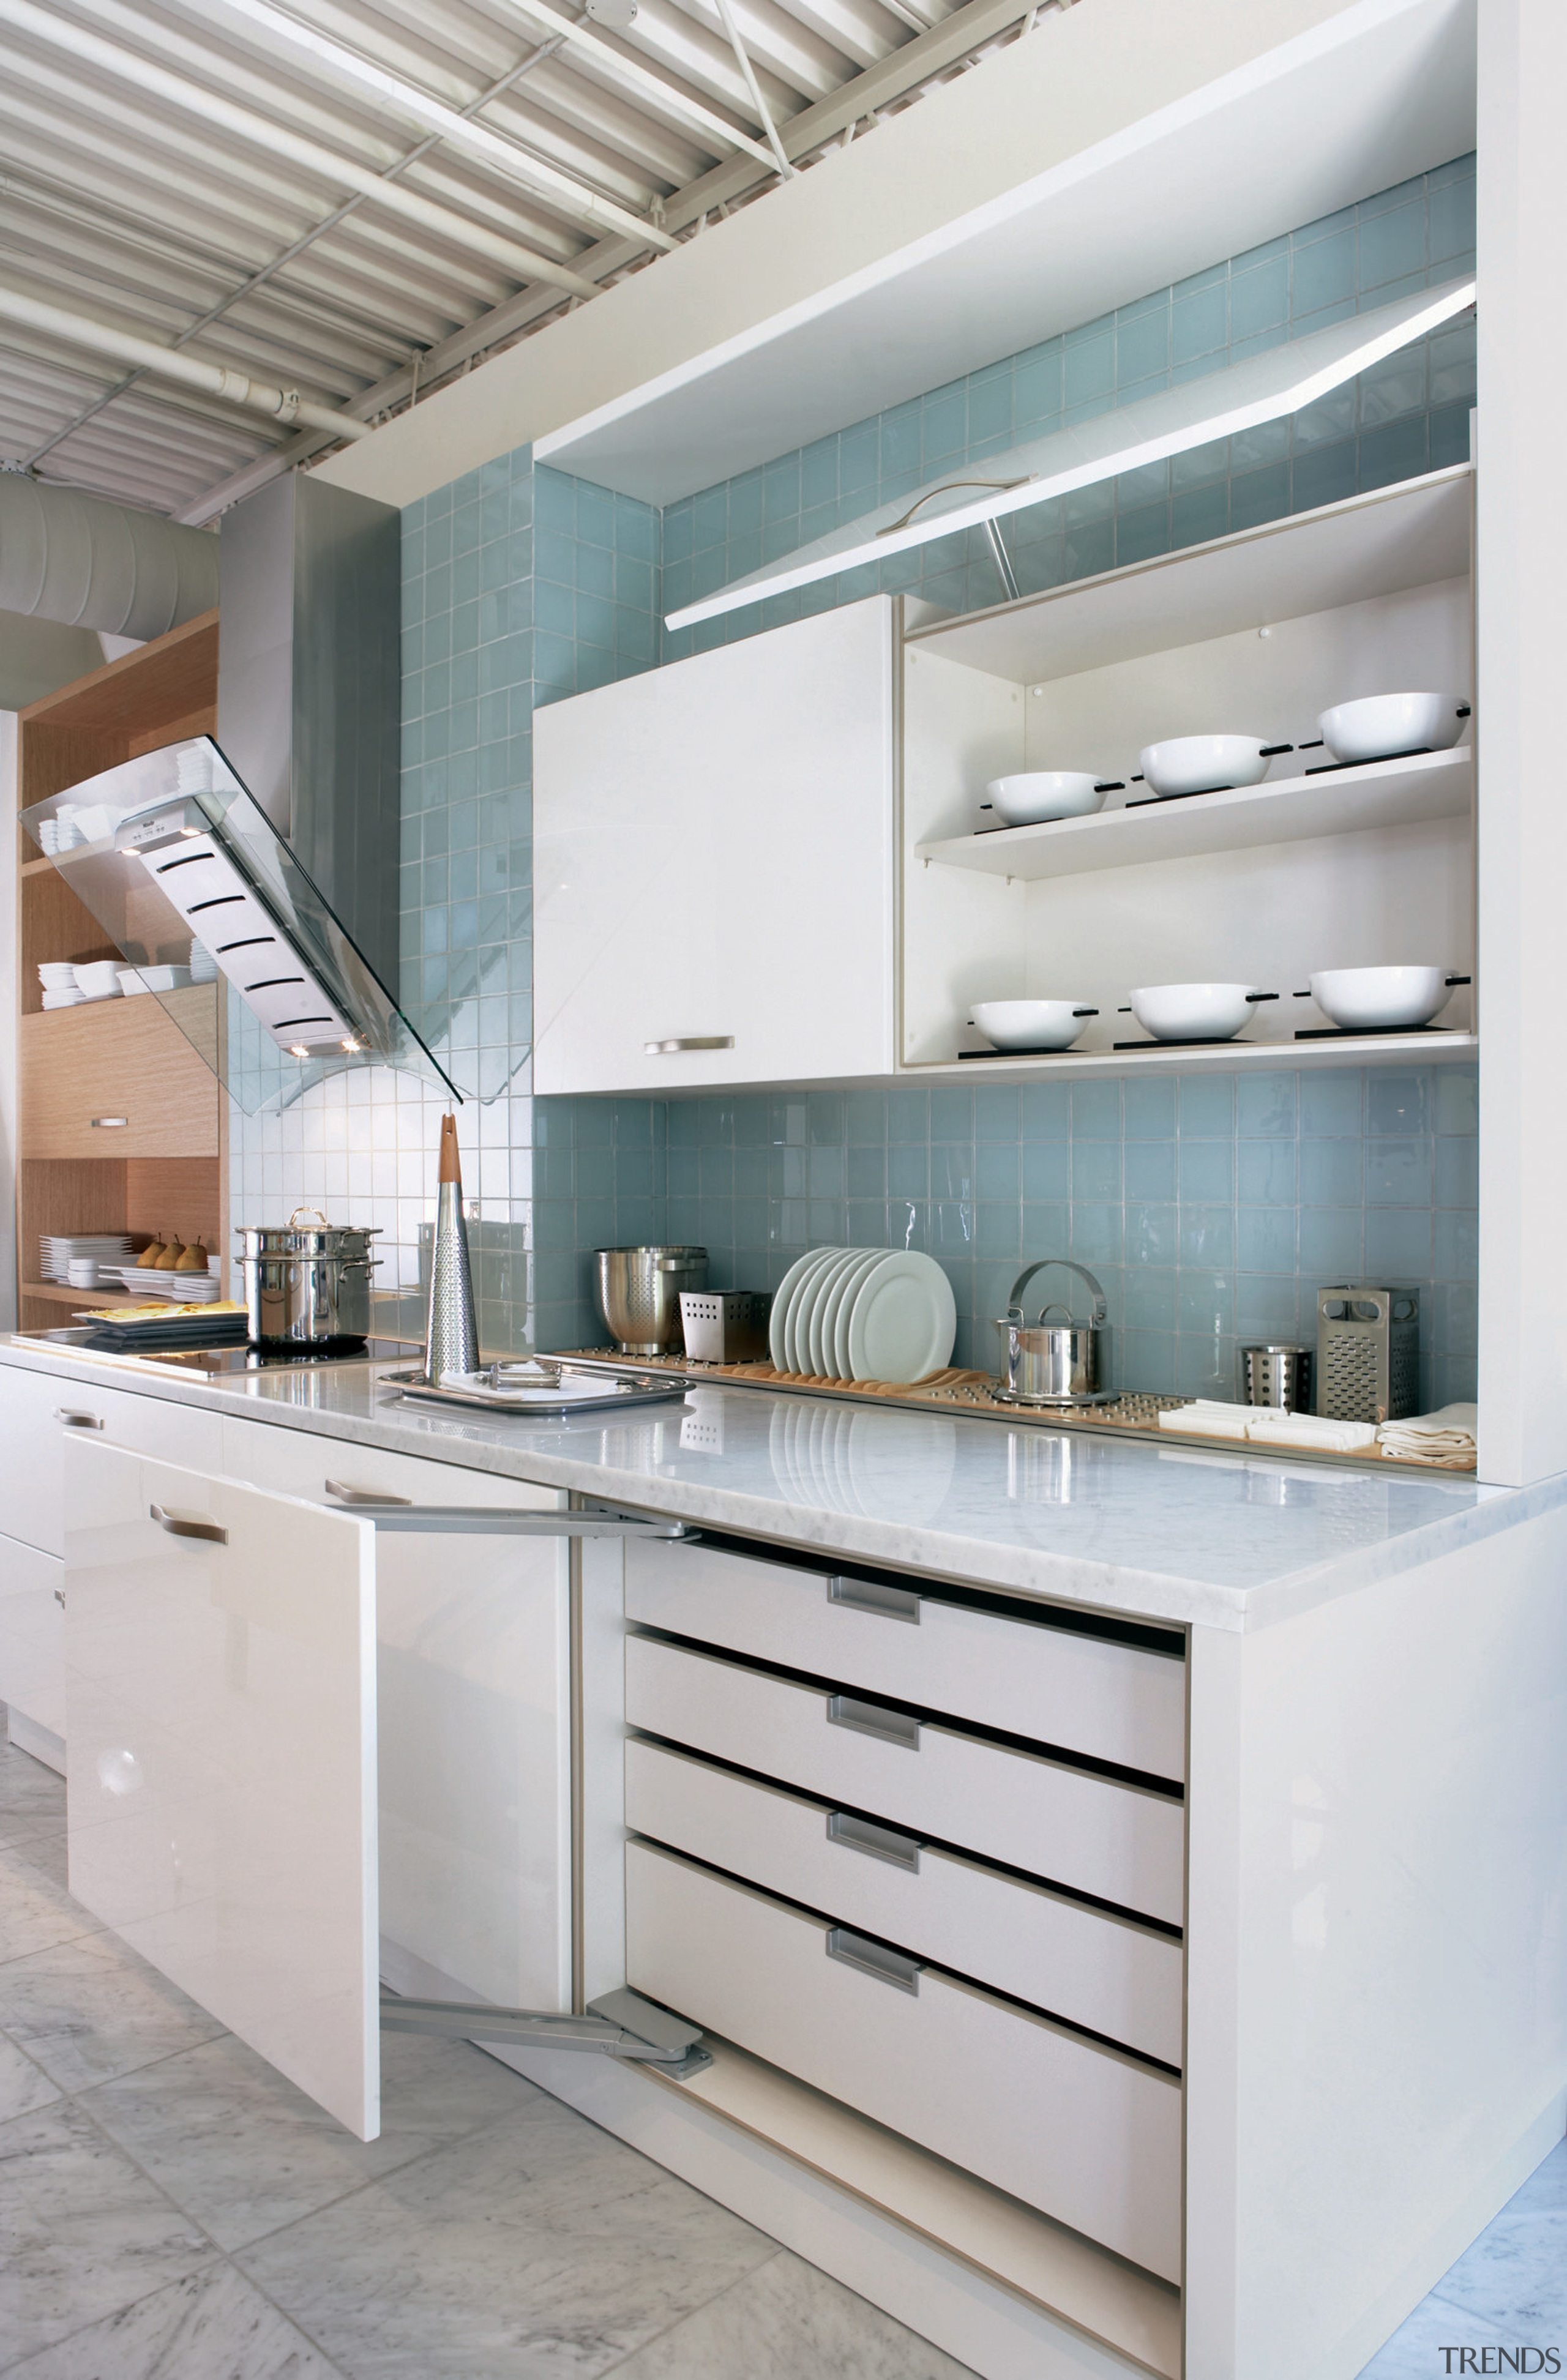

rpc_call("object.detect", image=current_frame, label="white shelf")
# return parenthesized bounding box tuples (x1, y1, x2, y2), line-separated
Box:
(900, 1032, 1479, 1083)
(916, 747, 1473, 882)
(905, 468, 1472, 689)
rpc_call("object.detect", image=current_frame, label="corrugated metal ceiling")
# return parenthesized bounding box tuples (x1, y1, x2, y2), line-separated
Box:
(0, 0, 1047, 521)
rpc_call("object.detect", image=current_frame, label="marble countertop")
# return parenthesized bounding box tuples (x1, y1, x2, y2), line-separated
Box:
(2, 1337, 1547, 1631)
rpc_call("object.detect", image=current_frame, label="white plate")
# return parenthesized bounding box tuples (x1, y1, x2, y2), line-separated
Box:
(845, 1251, 957, 1384)
(825, 1248, 884, 1380)
(785, 1248, 843, 1375)
(803, 1248, 861, 1376)
(769, 1249, 830, 1371)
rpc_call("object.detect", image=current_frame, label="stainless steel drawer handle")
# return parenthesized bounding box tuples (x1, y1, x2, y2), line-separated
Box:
(89, 1117, 129, 1128)
(149, 1503, 228, 1545)
(643, 1037, 735, 1054)
(826, 1693, 921, 1751)
(54, 1409, 104, 1429)
(827, 1811, 922, 1872)
(324, 1480, 413, 1506)
(828, 1573, 921, 1623)
(54, 1588, 65, 1608)
(826, 1927, 922, 1994)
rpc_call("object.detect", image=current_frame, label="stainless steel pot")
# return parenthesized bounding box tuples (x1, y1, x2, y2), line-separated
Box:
(595, 1245, 707, 1354)
(994, 1258, 1108, 1403)
(236, 1206, 380, 1346)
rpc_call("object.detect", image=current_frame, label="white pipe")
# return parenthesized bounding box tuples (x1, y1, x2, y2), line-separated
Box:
(0, 0, 604, 300)
(0, 285, 373, 444)
(206, 0, 678, 251)
(487, 0, 777, 168)
(0, 472, 219, 638)
(711, 0, 795, 178)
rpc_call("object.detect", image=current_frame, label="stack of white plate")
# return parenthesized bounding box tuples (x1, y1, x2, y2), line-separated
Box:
(768, 1245, 957, 1384)
(39, 1234, 133, 1282)
(107, 1262, 219, 1301)
(189, 939, 218, 983)
(37, 963, 82, 1008)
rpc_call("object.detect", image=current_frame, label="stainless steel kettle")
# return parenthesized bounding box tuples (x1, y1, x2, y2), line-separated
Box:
(994, 1258, 1108, 1403)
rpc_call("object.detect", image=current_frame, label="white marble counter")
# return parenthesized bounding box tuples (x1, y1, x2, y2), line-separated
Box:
(2, 1337, 1547, 1631)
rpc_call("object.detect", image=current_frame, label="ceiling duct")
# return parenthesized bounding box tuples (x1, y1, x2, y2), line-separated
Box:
(0, 472, 219, 640)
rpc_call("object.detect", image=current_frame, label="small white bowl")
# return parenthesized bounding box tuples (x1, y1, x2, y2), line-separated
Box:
(66, 1261, 99, 1288)
(971, 999, 1097, 1052)
(1130, 982, 1264, 1042)
(984, 772, 1112, 826)
(1307, 966, 1459, 1031)
(1318, 693, 1468, 764)
(1139, 736, 1277, 798)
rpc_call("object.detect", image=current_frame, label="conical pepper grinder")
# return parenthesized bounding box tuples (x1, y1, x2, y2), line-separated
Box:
(424, 1112, 479, 1382)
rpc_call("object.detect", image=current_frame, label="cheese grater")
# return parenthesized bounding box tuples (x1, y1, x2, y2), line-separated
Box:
(1315, 1285, 1421, 1423)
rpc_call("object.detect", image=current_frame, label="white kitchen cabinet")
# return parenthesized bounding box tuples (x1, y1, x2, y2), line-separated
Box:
(533, 594, 897, 1094)
(0, 1532, 65, 1758)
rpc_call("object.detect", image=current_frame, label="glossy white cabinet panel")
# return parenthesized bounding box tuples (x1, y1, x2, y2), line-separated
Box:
(220, 1417, 572, 2016)
(626, 1738, 1183, 2067)
(65, 1437, 380, 2140)
(533, 595, 896, 1093)
(0, 1365, 223, 1559)
(626, 1840, 1183, 2284)
(626, 1633, 1184, 1925)
(0, 1531, 65, 1742)
(624, 1535, 1186, 1782)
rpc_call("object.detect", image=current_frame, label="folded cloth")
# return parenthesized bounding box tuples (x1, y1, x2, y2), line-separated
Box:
(1377, 1402, 1478, 1461)
(1157, 1400, 1277, 1438)
(1247, 1412, 1378, 1453)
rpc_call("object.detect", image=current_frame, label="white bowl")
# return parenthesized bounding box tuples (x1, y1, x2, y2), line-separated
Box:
(1308, 966, 1457, 1031)
(1130, 982, 1263, 1042)
(1318, 693, 1468, 765)
(984, 772, 1110, 826)
(971, 999, 1096, 1052)
(1139, 736, 1275, 798)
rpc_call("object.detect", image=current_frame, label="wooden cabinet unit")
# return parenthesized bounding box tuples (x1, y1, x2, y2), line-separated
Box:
(12, 612, 226, 1327)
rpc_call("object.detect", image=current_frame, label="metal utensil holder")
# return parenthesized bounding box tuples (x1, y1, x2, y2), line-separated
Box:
(1237, 1343, 1314, 1412)
(1316, 1285, 1420, 1422)
(679, 1291, 774, 1364)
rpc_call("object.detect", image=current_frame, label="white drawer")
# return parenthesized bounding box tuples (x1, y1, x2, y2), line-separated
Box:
(626, 1840, 1182, 2283)
(0, 1531, 65, 1740)
(625, 1536, 1185, 1782)
(0, 1368, 223, 1558)
(220, 1415, 565, 1516)
(626, 1737, 1183, 2067)
(626, 1634, 1184, 1926)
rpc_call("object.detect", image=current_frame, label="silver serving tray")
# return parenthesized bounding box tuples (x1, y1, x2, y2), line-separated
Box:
(381, 1363, 691, 1418)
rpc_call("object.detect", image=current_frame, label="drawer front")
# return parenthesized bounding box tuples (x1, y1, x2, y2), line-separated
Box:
(626, 1634, 1184, 1926)
(0, 1371, 223, 1559)
(220, 1415, 565, 1517)
(22, 999, 219, 1157)
(624, 1536, 1185, 1782)
(626, 1737, 1183, 2067)
(0, 1532, 65, 1739)
(626, 1840, 1182, 2282)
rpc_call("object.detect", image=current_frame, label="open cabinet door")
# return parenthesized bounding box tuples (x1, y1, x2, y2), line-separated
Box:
(64, 1436, 381, 2139)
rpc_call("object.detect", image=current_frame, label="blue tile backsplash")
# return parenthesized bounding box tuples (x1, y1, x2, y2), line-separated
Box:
(230, 154, 1478, 1398)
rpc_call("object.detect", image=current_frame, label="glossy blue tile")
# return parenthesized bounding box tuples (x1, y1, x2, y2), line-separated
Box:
(1020, 1083, 1071, 1139)
(930, 1086, 974, 1142)
(1123, 1078, 1176, 1138)
(1072, 1141, 1122, 1201)
(1123, 1267, 1176, 1330)
(1071, 1204, 1123, 1266)
(1124, 1141, 1176, 1203)
(1435, 1208, 1479, 1279)
(1238, 1204, 1297, 1273)
(1178, 1076, 1235, 1136)
(1364, 1207, 1434, 1277)
(888, 1087, 929, 1142)
(1366, 1138, 1434, 1205)
(974, 1084, 1020, 1142)
(1180, 1141, 1233, 1204)
(976, 1142, 1019, 1199)
(1300, 1138, 1363, 1205)
(1237, 1138, 1296, 1204)
(1301, 1069, 1364, 1136)
(1180, 1207, 1234, 1266)
(1071, 1081, 1121, 1138)
(1127, 1204, 1178, 1266)
(1435, 1136, 1478, 1207)
(1020, 1201, 1068, 1255)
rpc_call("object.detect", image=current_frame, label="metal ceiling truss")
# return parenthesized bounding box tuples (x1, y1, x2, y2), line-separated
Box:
(0, 0, 1062, 520)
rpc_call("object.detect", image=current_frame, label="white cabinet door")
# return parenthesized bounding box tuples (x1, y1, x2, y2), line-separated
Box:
(534, 595, 896, 1093)
(0, 1531, 65, 1747)
(0, 1367, 223, 1559)
(65, 1437, 381, 2138)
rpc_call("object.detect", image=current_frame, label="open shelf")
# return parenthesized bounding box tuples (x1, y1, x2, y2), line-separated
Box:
(918, 748, 1473, 881)
(21, 1281, 141, 1308)
(900, 1031, 1479, 1083)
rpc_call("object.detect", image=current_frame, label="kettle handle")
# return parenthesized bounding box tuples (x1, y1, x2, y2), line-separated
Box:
(1004, 1257, 1107, 1330)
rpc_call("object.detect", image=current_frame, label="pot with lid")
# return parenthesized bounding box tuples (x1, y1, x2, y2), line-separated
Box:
(993, 1258, 1109, 1405)
(236, 1206, 380, 1346)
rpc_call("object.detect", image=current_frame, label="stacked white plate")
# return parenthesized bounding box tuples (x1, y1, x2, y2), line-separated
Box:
(106, 1261, 219, 1301)
(189, 939, 218, 983)
(40, 1234, 133, 1283)
(768, 1245, 957, 1384)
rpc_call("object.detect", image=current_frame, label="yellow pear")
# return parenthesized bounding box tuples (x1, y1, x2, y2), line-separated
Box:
(137, 1236, 168, 1269)
(175, 1242, 207, 1272)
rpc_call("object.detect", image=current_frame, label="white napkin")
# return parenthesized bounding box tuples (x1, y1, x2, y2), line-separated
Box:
(1156, 1400, 1273, 1438)
(1246, 1412, 1378, 1453)
(1377, 1402, 1478, 1461)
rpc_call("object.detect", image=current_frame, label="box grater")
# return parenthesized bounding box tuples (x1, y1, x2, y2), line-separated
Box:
(1315, 1285, 1421, 1423)
(679, 1291, 773, 1363)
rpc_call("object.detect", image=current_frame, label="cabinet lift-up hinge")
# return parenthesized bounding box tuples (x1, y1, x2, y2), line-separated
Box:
(381, 1986, 712, 2075)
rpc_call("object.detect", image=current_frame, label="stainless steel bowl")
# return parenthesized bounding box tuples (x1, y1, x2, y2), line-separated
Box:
(236, 1206, 380, 1346)
(595, 1245, 707, 1354)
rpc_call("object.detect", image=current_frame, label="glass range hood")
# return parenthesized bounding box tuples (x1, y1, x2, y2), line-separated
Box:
(21, 737, 461, 1112)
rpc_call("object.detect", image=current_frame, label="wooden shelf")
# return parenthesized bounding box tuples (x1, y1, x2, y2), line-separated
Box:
(905, 1032, 1479, 1083)
(21, 1281, 140, 1308)
(917, 748, 1473, 882)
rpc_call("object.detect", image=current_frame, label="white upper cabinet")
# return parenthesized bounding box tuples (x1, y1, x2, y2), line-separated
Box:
(533, 595, 897, 1094)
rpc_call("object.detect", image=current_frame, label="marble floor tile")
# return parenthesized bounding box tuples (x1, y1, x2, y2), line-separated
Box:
(0, 2263, 346, 2380)
(0, 2033, 60, 2124)
(0, 2098, 216, 2367)
(1356, 2281, 1521, 2376)
(84, 2030, 550, 2252)
(237, 2087, 779, 2379)
(605, 2246, 979, 2379)
(1357, 2141, 1567, 2376)
(0, 1837, 103, 1965)
(0, 1740, 66, 1832)
(0, 1932, 228, 2094)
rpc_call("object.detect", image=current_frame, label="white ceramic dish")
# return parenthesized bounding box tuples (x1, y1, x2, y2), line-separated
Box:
(1129, 983, 1263, 1042)
(1307, 966, 1457, 1031)
(776, 1247, 838, 1373)
(846, 1250, 957, 1384)
(768, 1250, 818, 1369)
(984, 772, 1109, 826)
(803, 1248, 859, 1375)
(1138, 735, 1277, 797)
(971, 999, 1096, 1053)
(828, 1249, 884, 1380)
(1318, 692, 1468, 764)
